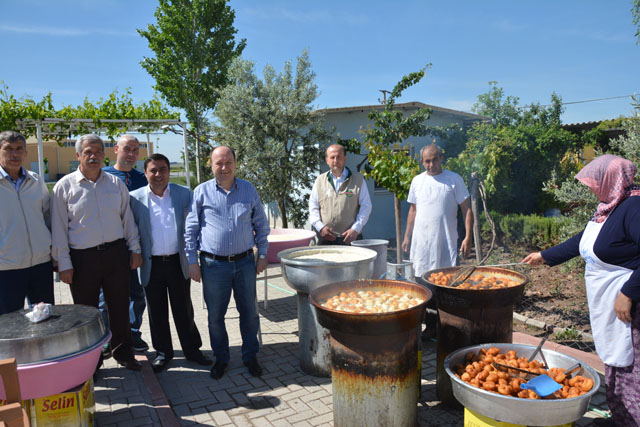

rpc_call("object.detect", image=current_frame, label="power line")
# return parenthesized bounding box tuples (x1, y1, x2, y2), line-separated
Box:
(560, 94, 635, 106)
(521, 94, 636, 109)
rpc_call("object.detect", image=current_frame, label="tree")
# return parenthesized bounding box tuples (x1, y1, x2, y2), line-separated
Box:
(633, 0, 640, 44)
(447, 83, 582, 214)
(214, 51, 334, 228)
(1, 82, 178, 141)
(359, 67, 435, 262)
(138, 0, 246, 182)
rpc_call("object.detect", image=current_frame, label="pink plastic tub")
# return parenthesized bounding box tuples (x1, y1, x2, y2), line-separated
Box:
(0, 333, 110, 400)
(266, 228, 316, 263)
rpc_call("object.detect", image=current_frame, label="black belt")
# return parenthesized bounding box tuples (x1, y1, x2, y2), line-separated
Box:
(79, 239, 125, 252)
(151, 253, 179, 262)
(200, 249, 253, 262)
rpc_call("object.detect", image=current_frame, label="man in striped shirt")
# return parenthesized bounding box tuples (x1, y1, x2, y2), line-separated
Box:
(185, 146, 269, 379)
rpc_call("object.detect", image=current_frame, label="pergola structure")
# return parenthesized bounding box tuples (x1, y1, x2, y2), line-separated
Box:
(15, 118, 197, 187)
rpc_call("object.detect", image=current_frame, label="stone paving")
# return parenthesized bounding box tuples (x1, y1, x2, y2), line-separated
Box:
(53, 266, 612, 426)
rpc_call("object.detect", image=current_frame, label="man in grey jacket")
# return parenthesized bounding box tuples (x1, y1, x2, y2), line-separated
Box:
(129, 154, 210, 372)
(0, 131, 53, 315)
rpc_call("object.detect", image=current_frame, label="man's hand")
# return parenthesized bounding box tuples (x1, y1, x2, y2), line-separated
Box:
(401, 236, 411, 253)
(614, 291, 633, 323)
(319, 226, 337, 241)
(189, 263, 202, 282)
(342, 229, 358, 245)
(130, 253, 143, 270)
(256, 257, 268, 274)
(521, 252, 545, 266)
(59, 269, 73, 284)
(459, 237, 472, 258)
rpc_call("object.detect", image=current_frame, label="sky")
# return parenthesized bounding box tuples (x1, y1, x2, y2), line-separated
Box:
(1, 0, 639, 162)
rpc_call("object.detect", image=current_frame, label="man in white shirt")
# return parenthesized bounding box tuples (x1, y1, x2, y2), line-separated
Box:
(51, 134, 143, 371)
(129, 154, 211, 373)
(402, 143, 473, 275)
(402, 143, 473, 340)
(309, 144, 372, 245)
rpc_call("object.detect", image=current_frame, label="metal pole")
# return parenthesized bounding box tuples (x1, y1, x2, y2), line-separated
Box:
(36, 122, 45, 178)
(470, 172, 482, 263)
(181, 123, 191, 189)
(195, 131, 201, 184)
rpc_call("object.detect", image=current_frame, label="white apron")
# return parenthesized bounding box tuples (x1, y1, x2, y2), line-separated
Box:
(579, 220, 634, 367)
(410, 182, 459, 278)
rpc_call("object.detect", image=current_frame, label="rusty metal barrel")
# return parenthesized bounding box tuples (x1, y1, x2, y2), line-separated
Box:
(311, 279, 432, 427)
(420, 267, 528, 407)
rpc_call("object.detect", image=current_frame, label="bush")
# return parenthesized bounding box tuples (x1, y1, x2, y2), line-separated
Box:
(481, 212, 572, 251)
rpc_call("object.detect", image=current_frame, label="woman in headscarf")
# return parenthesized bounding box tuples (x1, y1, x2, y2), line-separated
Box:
(522, 154, 640, 426)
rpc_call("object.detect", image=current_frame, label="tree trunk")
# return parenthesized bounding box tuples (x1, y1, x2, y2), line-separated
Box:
(394, 193, 402, 264)
(470, 172, 482, 264)
(277, 197, 288, 228)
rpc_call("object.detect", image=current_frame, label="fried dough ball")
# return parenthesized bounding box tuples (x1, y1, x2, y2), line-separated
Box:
(457, 348, 594, 400)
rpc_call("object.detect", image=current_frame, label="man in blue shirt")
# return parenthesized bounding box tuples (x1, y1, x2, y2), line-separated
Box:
(185, 146, 269, 379)
(102, 134, 149, 354)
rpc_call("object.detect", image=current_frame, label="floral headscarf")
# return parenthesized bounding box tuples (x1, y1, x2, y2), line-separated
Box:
(575, 154, 640, 223)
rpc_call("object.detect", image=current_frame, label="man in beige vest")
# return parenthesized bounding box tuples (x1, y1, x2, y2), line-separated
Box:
(309, 144, 372, 245)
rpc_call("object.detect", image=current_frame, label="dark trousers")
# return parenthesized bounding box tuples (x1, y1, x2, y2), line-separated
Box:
(0, 261, 54, 315)
(146, 255, 202, 359)
(98, 261, 146, 339)
(69, 240, 133, 362)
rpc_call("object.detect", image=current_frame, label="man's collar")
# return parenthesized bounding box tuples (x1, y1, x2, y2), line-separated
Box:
(147, 184, 170, 198)
(0, 165, 27, 181)
(329, 167, 350, 180)
(75, 168, 103, 183)
(214, 177, 236, 191)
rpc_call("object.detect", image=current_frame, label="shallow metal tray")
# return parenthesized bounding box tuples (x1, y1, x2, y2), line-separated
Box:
(445, 343, 600, 426)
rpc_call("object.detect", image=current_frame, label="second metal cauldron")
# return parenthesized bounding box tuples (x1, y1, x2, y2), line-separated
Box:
(420, 266, 529, 406)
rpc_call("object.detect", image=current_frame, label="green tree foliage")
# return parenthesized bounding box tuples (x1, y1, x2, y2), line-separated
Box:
(138, 0, 246, 180)
(0, 82, 177, 141)
(544, 99, 640, 267)
(359, 67, 435, 261)
(447, 82, 582, 214)
(633, 0, 640, 44)
(214, 51, 334, 228)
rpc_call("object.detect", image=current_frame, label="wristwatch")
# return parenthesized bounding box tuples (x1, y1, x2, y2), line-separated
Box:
(258, 254, 266, 260)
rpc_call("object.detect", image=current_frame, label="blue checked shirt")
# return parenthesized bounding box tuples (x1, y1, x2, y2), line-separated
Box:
(184, 177, 270, 264)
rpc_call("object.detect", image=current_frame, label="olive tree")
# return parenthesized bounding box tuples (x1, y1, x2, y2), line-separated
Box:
(214, 51, 334, 228)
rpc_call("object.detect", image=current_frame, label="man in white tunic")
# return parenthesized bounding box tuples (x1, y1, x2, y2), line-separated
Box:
(402, 143, 473, 279)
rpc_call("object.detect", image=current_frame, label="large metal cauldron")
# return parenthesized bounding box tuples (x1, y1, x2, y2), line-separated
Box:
(0, 304, 110, 399)
(311, 279, 432, 427)
(420, 266, 528, 406)
(279, 246, 377, 376)
(445, 343, 600, 426)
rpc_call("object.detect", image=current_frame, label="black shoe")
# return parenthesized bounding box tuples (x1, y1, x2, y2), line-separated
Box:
(186, 352, 212, 366)
(151, 353, 172, 373)
(244, 357, 262, 377)
(209, 360, 228, 379)
(132, 336, 149, 352)
(101, 343, 112, 359)
(116, 357, 142, 371)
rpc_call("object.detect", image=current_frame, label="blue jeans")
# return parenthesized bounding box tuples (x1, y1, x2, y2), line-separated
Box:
(200, 254, 259, 364)
(98, 269, 146, 339)
(0, 261, 54, 315)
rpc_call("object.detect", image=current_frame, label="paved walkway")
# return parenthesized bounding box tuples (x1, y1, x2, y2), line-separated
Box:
(53, 266, 611, 426)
